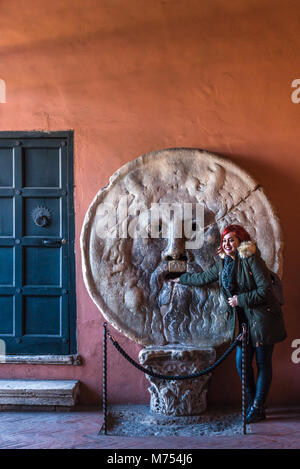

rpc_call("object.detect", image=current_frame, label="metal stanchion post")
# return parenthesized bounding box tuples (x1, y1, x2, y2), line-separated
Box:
(241, 323, 247, 435)
(101, 322, 108, 435)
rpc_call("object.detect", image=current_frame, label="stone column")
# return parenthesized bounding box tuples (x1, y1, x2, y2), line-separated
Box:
(139, 346, 216, 416)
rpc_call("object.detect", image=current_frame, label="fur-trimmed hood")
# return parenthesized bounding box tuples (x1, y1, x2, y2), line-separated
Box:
(219, 239, 256, 259)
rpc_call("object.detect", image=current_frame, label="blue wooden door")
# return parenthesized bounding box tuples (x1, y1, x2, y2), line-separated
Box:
(0, 132, 76, 354)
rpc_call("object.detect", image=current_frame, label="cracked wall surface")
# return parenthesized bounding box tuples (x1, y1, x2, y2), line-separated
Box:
(81, 148, 283, 347)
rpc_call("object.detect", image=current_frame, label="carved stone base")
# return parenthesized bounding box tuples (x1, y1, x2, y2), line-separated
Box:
(139, 346, 216, 416)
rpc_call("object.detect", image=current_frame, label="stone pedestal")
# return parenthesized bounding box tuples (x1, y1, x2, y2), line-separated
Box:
(139, 346, 216, 416)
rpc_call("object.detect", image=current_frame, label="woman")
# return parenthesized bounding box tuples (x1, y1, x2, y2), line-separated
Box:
(170, 224, 287, 423)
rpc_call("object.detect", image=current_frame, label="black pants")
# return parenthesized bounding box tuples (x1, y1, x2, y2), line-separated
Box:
(235, 341, 274, 405)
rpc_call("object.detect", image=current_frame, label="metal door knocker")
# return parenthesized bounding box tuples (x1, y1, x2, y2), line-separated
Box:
(32, 206, 51, 227)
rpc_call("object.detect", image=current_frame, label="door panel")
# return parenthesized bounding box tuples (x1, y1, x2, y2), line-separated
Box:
(24, 247, 61, 286)
(23, 296, 62, 335)
(0, 247, 14, 285)
(0, 148, 13, 187)
(0, 198, 14, 236)
(0, 296, 14, 334)
(0, 132, 76, 355)
(23, 147, 60, 188)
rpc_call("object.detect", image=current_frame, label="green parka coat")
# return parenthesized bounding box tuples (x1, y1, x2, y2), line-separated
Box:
(179, 240, 287, 347)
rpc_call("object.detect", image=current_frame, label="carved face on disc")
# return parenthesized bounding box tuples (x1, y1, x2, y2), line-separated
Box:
(81, 149, 282, 347)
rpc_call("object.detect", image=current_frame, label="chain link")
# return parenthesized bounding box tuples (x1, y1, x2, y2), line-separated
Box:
(107, 330, 245, 381)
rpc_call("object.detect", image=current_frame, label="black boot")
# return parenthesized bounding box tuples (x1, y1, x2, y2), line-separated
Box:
(245, 390, 254, 415)
(246, 400, 266, 424)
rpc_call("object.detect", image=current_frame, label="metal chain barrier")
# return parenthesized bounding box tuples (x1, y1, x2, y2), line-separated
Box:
(107, 329, 244, 380)
(101, 322, 248, 435)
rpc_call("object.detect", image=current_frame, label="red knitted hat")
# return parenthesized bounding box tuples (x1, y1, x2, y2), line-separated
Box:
(220, 224, 251, 250)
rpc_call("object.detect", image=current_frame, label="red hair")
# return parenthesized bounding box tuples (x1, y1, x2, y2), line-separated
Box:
(219, 224, 251, 253)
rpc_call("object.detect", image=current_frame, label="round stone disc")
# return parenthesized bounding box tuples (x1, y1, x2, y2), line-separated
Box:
(81, 148, 283, 347)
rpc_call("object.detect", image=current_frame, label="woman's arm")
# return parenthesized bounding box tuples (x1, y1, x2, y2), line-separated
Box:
(179, 262, 220, 287)
(237, 255, 271, 308)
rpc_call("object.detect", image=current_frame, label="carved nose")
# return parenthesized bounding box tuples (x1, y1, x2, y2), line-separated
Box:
(163, 239, 186, 262)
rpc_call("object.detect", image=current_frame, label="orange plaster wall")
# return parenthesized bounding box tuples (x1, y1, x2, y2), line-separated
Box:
(0, 0, 299, 406)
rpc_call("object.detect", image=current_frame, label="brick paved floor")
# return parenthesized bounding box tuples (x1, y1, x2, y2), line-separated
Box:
(0, 406, 299, 449)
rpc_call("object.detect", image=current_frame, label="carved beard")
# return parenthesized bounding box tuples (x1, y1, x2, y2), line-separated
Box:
(96, 216, 225, 346)
(148, 258, 215, 345)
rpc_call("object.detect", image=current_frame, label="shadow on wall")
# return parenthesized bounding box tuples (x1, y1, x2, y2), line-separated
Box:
(78, 382, 101, 407)
(225, 152, 300, 218)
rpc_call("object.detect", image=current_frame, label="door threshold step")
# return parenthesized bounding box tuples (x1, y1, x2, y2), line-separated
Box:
(0, 379, 80, 410)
